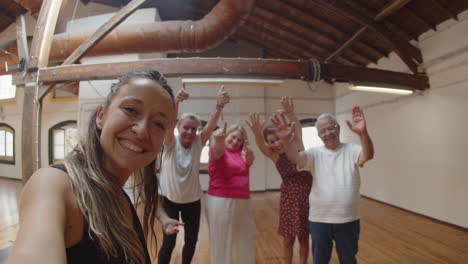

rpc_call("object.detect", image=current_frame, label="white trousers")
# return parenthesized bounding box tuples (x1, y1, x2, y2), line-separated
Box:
(205, 194, 256, 264)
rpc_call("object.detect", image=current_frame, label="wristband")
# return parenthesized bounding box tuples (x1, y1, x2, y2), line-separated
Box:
(216, 104, 224, 111)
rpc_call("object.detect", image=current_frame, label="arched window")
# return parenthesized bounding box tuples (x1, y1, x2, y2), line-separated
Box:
(0, 123, 15, 164)
(49, 121, 78, 164)
(300, 118, 323, 149)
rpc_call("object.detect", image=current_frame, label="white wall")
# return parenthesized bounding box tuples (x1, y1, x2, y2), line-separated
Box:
(172, 79, 334, 191)
(335, 10, 468, 228)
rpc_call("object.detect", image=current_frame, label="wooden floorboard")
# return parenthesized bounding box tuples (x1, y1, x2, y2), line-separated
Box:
(1, 178, 467, 263)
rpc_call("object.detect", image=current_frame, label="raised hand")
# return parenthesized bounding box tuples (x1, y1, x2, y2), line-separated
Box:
(175, 83, 190, 104)
(216, 85, 230, 108)
(280, 96, 294, 114)
(270, 112, 295, 143)
(213, 121, 227, 141)
(346, 106, 367, 136)
(245, 112, 266, 135)
(242, 139, 254, 165)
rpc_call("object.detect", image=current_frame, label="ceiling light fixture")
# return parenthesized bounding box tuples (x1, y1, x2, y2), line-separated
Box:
(350, 83, 414, 95)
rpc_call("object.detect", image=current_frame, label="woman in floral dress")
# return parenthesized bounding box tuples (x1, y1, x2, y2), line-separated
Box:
(246, 97, 312, 264)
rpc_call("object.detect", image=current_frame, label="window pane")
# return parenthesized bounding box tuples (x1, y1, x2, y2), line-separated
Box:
(200, 145, 209, 164)
(0, 130, 4, 156)
(302, 127, 323, 149)
(6, 132, 13, 157)
(0, 75, 15, 99)
(54, 145, 65, 160)
(53, 129, 65, 145)
(64, 127, 78, 156)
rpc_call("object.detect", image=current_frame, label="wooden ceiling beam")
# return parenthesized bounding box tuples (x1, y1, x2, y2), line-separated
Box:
(323, 63, 428, 89)
(253, 7, 371, 65)
(245, 18, 328, 59)
(326, 28, 367, 63)
(402, 7, 437, 31)
(233, 33, 300, 60)
(12, 58, 428, 90)
(61, 0, 146, 65)
(259, 1, 385, 60)
(327, 0, 413, 63)
(238, 26, 319, 60)
(21, 0, 63, 182)
(429, 0, 458, 21)
(314, 0, 420, 74)
(375, 0, 412, 21)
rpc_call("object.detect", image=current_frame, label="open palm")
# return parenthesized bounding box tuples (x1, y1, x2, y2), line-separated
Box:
(270, 113, 294, 142)
(346, 106, 367, 135)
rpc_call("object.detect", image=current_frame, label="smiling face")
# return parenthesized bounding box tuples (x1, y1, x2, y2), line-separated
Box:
(316, 118, 341, 150)
(177, 118, 199, 148)
(96, 78, 175, 179)
(225, 130, 245, 152)
(266, 133, 284, 153)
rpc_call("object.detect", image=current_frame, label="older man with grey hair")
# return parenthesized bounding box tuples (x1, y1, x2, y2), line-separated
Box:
(271, 106, 374, 264)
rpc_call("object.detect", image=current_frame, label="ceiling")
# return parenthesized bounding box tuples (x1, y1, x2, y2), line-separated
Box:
(0, 1, 27, 33)
(81, 0, 468, 73)
(1, 0, 468, 74)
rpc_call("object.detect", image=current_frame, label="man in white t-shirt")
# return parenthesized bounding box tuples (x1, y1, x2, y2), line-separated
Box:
(158, 85, 229, 264)
(272, 106, 374, 264)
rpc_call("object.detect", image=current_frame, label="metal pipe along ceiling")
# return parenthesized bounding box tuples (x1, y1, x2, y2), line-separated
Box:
(2, 0, 256, 75)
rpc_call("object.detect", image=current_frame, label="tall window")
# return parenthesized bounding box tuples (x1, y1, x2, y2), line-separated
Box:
(49, 121, 78, 164)
(0, 75, 16, 100)
(0, 124, 14, 164)
(301, 118, 323, 149)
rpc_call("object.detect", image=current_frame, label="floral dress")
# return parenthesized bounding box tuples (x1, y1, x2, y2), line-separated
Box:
(275, 153, 312, 237)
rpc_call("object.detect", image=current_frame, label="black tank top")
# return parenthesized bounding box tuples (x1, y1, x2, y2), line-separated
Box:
(53, 165, 151, 264)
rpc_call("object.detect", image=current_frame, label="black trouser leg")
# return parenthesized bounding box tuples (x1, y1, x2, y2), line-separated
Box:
(180, 200, 201, 264)
(158, 197, 179, 264)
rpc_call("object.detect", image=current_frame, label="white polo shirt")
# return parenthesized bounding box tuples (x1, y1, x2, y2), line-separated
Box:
(299, 143, 362, 224)
(158, 135, 203, 203)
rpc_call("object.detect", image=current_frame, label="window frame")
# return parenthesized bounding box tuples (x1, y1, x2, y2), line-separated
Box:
(0, 123, 15, 164)
(48, 120, 78, 164)
(0, 123, 16, 165)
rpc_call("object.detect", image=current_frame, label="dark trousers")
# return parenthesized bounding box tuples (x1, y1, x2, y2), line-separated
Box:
(309, 220, 360, 264)
(158, 197, 201, 264)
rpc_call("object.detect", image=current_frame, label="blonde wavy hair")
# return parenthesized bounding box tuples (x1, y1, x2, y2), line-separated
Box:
(64, 71, 174, 263)
(226, 124, 248, 150)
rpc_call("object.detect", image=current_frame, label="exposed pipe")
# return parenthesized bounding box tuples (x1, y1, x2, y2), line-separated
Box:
(2, 0, 256, 75)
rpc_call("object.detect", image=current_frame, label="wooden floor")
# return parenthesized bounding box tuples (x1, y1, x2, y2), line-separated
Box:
(1, 178, 467, 263)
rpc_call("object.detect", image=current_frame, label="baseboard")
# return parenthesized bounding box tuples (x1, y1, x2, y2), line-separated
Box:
(0, 176, 21, 181)
(360, 195, 467, 231)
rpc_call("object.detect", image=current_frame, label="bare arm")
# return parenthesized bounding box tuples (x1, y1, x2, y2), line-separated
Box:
(280, 96, 305, 151)
(242, 139, 255, 166)
(200, 86, 230, 145)
(164, 85, 190, 146)
(346, 106, 374, 167)
(245, 112, 277, 162)
(6, 168, 69, 264)
(270, 113, 308, 168)
(212, 122, 227, 160)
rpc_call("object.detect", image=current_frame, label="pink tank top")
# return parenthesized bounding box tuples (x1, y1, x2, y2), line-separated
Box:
(207, 145, 250, 199)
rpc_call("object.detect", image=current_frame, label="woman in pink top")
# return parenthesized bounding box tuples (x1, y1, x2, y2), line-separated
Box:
(205, 123, 255, 264)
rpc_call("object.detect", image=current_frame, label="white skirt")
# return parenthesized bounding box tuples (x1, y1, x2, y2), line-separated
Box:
(205, 194, 256, 264)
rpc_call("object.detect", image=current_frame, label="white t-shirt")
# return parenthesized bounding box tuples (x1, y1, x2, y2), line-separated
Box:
(158, 135, 203, 203)
(299, 143, 362, 224)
